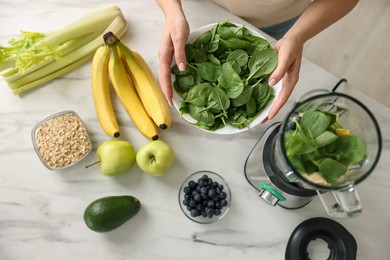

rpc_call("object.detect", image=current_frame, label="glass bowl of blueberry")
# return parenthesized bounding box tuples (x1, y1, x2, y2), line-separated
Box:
(178, 170, 231, 224)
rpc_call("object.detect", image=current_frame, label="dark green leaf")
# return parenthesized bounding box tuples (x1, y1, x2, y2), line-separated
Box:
(196, 62, 221, 82)
(247, 48, 278, 80)
(218, 71, 244, 98)
(300, 110, 332, 138)
(336, 135, 366, 164)
(319, 158, 347, 184)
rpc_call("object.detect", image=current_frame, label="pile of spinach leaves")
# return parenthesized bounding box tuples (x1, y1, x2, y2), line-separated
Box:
(171, 21, 277, 131)
(284, 110, 366, 185)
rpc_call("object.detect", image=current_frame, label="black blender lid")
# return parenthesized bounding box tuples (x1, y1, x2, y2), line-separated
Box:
(285, 217, 357, 260)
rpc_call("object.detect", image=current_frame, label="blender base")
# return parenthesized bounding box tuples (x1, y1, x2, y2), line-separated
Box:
(244, 122, 316, 209)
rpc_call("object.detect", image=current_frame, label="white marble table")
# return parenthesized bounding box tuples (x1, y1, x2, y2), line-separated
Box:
(1, 1, 389, 259)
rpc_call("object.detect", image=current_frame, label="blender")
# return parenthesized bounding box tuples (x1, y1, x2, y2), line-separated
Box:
(244, 84, 382, 218)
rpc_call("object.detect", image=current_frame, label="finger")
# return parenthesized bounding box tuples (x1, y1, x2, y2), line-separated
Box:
(267, 61, 300, 119)
(159, 59, 174, 107)
(158, 35, 175, 106)
(172, 32, 188, 71)
(268, 55, 291, 87)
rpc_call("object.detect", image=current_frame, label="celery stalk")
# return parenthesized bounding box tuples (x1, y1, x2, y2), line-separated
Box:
(41, 6, 121, 47)
(9, 15, 128, 93)
(2, 30, 103, 81)
(13, 53, 94, 95)
(0, 5, 128, 95)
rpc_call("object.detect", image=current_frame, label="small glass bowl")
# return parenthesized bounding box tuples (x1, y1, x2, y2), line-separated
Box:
(178, 170, 231, 224)
(31, 110, 92, 170)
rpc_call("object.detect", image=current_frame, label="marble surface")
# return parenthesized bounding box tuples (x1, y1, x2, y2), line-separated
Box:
(1, 1, 389, 259)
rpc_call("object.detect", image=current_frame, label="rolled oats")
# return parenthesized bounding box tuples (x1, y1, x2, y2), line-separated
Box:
(35, 112, 91, 169)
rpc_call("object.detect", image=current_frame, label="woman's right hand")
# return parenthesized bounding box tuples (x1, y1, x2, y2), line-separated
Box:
(157, 10, 189, 106)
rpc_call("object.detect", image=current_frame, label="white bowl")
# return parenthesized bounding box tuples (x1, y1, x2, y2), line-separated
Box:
(172, 22, 282, 135)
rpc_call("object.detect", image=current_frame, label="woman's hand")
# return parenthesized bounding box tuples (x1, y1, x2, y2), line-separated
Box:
(265, 35, 304, 121)
(157, 14, 189, 106)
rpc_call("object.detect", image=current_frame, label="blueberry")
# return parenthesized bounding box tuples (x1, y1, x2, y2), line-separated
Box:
(198, 179, 206, 187)
(207, 200, 215, 208)
(202, 211, 207, 217)
(183, 199, 189, 206)
(219, 191, 227, 199)
(205, 207, 214, 215)
(184, 194, 191, 200)
(189, 199, 197, 208)
(183, 186, 191, 194)
(208, 188, 216, 198)
(202, 174, 209, 180)
(218, 184, 224, 190)
(193, 193, 202, 202)
(221, 199, 228, 207)
(215, 209, 221, 216)
(188, 180, 197, 189)
(200, 186, 208, 194)
(186, 206, 192, 211)
(190, 209, 200, 217)
(196, 203, 204, 211)
(286, 120, 296, 130)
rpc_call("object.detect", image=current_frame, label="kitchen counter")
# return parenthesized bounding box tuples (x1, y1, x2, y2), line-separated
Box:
(1, 1, 389, 259)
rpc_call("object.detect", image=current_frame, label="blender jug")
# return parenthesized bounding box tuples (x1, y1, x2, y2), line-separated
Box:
(277, 90, 382, 218)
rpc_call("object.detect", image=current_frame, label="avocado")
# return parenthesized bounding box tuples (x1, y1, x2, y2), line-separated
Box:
(83, 195, 141, 233)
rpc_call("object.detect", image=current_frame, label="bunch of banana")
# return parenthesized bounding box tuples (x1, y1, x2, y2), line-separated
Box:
(91, 31, 171, 140)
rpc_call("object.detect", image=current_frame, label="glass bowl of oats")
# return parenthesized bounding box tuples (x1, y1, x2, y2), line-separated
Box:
(31, 110, 92, 170)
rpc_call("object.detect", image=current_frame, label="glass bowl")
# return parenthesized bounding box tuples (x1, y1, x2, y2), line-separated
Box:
(31, 110, 92, 170)
(178, 170, 231, 224)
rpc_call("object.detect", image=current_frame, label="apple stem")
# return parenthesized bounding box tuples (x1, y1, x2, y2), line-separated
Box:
(85, 161, 101, 169)
(150, 156, 156, 164)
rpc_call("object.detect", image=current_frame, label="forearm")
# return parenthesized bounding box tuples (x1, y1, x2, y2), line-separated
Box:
(286, 0, 359, 43)
(156, 0, 185, 18)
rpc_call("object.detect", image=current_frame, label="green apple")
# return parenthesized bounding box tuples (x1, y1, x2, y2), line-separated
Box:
(97, 140, 136, 176)
(136, 140, 175, 176)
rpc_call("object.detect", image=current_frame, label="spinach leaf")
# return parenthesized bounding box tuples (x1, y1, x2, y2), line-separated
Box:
(247, 48, 278, 81)
(193, 30, 212, 48)
(185, 44, 196, 62)
(194, 47, 208, 63)
(196, 62, 221, 82)
(246, 96, 257, 117)
(336, 135, 366, 164)
(231, 84, 253, 107)
(207, 53, 221, 66)
(218, 71, 244, 98)
(315, 131, 338, 147)
(207, 87, 230, 112)
(319, 158, 347, 183)
(300, 110, 332, 138)
(221, 61, 241, 75)
(221, 38, 251, 50)
(227, 49, 249, 68)
(175, 74, 195, 92)
(182, 83, 213, 107)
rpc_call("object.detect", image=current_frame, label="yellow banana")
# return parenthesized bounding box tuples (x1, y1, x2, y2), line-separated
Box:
(91, 45, 120, 138)
(105, 33, 159, 140)
(117, 41, 172, 129)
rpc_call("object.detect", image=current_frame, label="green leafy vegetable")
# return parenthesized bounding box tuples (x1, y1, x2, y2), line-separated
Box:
(284, 109, 366, 185)
(172, 21, 277, 130)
